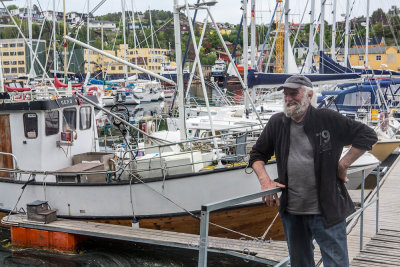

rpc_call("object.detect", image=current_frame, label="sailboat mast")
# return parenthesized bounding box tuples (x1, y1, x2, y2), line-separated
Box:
(53, 0, 57, 77)
(87, 0, 90, 76)
(320, 0, 325, 53)
(173, 0, 186, 140)
(243, 0, 249, 111)
(305, 0, 315, 73)
(250, 0, 256, 102)
(63, 0, 67, 79)
(365, 0, 370, 68)
(121, 0, 128, 80)
(284, 0, 289, 73)
(344, 0, 350, 68)
(28, 0, 34, 79)
(131, 0, 138, 77)
(331, 0, 336, 61)
(149, 7, 155, 74)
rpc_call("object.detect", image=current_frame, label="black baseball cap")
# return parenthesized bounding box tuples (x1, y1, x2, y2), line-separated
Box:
(277, 75, 313, 91)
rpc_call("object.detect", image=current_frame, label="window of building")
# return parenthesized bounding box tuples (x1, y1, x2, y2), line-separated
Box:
(10, 43, 16, 47)
(2, 44, 8, 48)
(18, 60, 24, 65)
(4, 68, 10, 73)
(111, 66, 115, 70)
(11, 61, 16, 65)
(11, 68, 17, 73)
(23, 113, 38, 139)
(63, 108, 76, 131)
(119, 66, 123, 70)
(3, 61, 9, 65)
(79, 107, 91, 130)
(3, 52, 9, 56)
(10, 52, 16, 56)
(18, 67, 25, 73)
(358, 55, 364, 61)
(17, 51, 24, 56)
(17, 43, 23, 47)
(45, 111, 59, 136)
(376, 55, 382, 60)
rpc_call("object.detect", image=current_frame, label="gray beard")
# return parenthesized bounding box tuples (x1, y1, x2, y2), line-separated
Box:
(283, 97, 310, 118)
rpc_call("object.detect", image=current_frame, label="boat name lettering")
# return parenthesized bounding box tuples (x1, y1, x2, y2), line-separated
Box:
(60, 99, 74, 106)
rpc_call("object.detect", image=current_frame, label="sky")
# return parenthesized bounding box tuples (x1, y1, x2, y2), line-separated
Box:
(5, 0, 400, 25)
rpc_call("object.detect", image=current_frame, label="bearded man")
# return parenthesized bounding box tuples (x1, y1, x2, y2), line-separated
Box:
(249, 75, 377, 267)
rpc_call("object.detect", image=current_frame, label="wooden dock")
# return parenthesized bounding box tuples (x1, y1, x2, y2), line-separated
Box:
(347, 155, 400, 266)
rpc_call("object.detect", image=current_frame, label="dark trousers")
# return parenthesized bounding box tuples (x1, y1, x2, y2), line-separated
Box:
(281, 212, 349, 267)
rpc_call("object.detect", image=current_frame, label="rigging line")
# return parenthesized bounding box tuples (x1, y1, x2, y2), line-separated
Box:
(130, 172, 261, 240)
(137, 17, 174, 48)
(6, 174, 34, 222)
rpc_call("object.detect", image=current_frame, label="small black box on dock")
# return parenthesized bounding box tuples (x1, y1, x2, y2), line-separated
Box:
(27, 200, 57, 224)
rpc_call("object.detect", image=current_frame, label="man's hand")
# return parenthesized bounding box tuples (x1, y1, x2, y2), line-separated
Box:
(260, 177, 286, 207)
(337, 161, 349, 183)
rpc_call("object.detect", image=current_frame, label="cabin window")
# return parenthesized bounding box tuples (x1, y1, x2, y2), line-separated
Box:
(79, 106, 91, 130)
(343, 91, 372, 106)
(62, 108, 76, 131)
(376, 55, 382, 61)
(45, 111, 59, 136)
(23, 113, 38, 139)
(358, 56, 364, 61)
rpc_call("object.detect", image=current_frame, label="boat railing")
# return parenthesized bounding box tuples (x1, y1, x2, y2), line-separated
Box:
(197, 167, 382, 266)
(122, 128, 263, 177)
(0, 152, 19, 171)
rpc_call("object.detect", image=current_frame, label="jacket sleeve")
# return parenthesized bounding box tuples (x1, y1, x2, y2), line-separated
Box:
(326, 109, 378, 150)
(248, 116, 276, 167)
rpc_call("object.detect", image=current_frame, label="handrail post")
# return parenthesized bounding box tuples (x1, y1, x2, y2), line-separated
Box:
(198, 207, 209, 267)
(376, 165, 380, 234)
(189, 140, 195, 173)
(360, 169, 365, 251)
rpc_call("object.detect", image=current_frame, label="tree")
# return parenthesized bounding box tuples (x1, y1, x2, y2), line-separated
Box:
(7, 5, 18, 11)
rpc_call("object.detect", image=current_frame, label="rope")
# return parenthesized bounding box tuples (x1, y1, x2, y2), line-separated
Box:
(260, 212, 279, 240)
(128, 170, 261, 240)
(6, 174, 34, 222)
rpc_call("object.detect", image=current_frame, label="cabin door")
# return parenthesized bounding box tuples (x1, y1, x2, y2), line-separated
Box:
(0, 115, 12, 177)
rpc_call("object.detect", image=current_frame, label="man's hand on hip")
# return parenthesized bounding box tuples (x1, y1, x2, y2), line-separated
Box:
(337, 161, 350, 183)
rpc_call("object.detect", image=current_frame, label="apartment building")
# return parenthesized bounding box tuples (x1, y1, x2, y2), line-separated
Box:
(84, 45, 170, 78)
(0, 39, 46, 80)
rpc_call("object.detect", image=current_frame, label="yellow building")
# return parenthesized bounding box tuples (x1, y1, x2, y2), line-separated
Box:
(336, 46, 400, 71)
(84, 45, 170, 77)
(0, 39, 46, 80)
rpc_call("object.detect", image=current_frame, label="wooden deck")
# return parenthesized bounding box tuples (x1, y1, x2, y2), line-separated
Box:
(347, 155, 400, 266)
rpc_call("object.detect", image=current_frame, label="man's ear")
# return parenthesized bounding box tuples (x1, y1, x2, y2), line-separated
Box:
(308, 89, 314, 99)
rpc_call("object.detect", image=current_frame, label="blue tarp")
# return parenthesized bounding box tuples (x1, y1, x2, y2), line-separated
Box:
(89, 78, 119, 86)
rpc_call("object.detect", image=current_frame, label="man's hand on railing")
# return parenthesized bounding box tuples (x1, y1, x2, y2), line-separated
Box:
(261, 178, 285, 207)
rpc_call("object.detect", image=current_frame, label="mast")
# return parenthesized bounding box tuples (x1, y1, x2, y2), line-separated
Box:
(63, 0, 67, 79)
(0, 50, 4, 92)
(284, 0, 289, 73)
(173, 0, 186, 140)
(87, 0, 90, 77)
(121, 0, 128, 80)
(131, 0, 138, 77)
(149, 7, 155, 74)
(250, 0, 256, 102)
(331, 0, 336, 60)
(320, 0, 325, 53)
(53, 0, 57, 77)
(305, 0, 315, 73)
(243, 0, 249, 111)
(28, 0, 34, 79)
(365, 0, 370, 69)
(344, 0, 350, 68)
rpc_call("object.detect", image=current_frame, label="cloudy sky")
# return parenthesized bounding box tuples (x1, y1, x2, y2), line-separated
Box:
(5, 0, 399, 25)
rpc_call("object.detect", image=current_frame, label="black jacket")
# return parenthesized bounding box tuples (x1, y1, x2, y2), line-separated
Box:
(249, 106, 378, 227)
